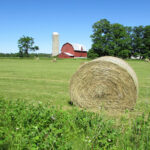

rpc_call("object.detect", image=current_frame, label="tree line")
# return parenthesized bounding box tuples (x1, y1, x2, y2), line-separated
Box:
(88, 19, 150, 59)
(0, 53, 51, 58)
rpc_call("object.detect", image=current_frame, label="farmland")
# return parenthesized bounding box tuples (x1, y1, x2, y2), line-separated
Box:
(0, 58, 150, 149)
(0, 58, 81, 107)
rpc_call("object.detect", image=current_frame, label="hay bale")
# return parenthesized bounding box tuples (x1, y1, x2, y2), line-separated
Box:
(36, 57, 39, 60)
(34, 56, 39, 60)
(70, 56, 138, 111)
(145, 58, 150, 62)
(51, 58, 57, 62)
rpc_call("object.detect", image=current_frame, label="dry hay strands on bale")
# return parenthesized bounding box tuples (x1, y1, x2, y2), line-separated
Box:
(70, 56, 138, 111)
(80, 61, 88, 66)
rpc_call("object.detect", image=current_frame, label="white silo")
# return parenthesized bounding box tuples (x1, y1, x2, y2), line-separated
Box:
(52, 32, 59, 56)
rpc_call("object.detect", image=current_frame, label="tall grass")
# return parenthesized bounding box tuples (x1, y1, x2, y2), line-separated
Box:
(0, 98, 150, 150)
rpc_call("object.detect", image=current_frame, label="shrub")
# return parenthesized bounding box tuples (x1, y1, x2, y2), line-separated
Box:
(87, 49, 99, 59)
(118, 50, 131, 59)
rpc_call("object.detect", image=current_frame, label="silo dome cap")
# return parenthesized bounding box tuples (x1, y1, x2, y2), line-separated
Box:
(53, 32, 59, 35)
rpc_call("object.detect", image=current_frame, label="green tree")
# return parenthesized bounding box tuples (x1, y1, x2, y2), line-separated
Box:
(111, 23, 132, 58)
(118, 50, 131, 58)
(132, 26, 144, 58)
(90, 19, 132, 59)
(143, 25, 150, 58)
(18, 36, 39, 57)
(87, 49, 99, 59)
(90, 19, 111, 56)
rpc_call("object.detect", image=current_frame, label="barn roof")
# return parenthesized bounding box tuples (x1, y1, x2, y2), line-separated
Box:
(71, 43, 87, 52)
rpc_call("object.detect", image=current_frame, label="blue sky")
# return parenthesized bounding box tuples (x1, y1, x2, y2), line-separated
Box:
(0, 0, 150, 54)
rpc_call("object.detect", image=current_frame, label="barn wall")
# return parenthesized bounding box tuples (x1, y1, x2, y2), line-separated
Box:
(58, 53, 73, 58)
(74, 51, 87, 57)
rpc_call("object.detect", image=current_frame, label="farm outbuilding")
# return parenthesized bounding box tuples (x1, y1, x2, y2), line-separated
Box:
(58, 43, 87, 58)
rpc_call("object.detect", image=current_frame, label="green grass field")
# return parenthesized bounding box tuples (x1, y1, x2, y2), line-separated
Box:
(0, 58, 150, 149)
(0, 58, 150, 111)
(0, 58, 85, 106)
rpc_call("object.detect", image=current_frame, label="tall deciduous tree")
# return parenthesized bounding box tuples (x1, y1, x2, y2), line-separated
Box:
(143, 25, 150, 58)
(111, 23, 132, 58)
(132, 26, 144, 58)
(90, 19, 132, 59)
(18, 36, 39, 57)
(90, 19, 111, 56)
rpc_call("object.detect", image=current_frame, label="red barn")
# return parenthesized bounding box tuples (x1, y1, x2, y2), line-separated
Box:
(58, 43, 87, 58)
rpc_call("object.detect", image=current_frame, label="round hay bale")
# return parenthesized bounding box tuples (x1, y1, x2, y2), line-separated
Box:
(36, 57, 39, 60)
(145, 58, 150, 62)
(51, 58, 57, 62)
(70, 56, 138, 111)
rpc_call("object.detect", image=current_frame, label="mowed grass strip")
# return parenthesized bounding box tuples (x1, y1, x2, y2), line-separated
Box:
(0, 58, 86, 106)
(0, 58, 150, 111)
